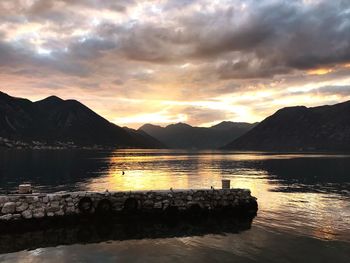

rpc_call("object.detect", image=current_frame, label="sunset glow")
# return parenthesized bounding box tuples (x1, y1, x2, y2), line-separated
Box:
(1, 0, 350, 128)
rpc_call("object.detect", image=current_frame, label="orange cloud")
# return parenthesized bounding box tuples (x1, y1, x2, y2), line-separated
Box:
(307, 68, 333, 75)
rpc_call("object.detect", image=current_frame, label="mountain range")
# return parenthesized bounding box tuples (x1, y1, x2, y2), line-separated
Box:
(0, 91, 164, 148)
(2, 91, 350, 151)
(139, 122, 257, 149)
(223, 100, 350, 152)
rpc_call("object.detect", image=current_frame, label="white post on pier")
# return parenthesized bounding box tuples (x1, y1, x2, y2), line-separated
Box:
(221, 179, 230, 189)
(18, 184, 32, 194)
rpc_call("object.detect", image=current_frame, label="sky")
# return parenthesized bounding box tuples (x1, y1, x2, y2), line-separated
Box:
(0, 0, 350, 128)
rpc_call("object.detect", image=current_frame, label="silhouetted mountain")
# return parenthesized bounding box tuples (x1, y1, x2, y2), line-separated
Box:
(223, 101, 350, 151)
(211, 121, 257, 131)
(0, 91, 164, 148)
(139, 121, 256, 149)
(123, 127, 166, 148)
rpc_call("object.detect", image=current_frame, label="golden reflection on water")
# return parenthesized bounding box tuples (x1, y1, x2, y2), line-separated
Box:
(85, 151, 224, 191)
(1, 150, 350, 263)
(85, 149, 339, 192)
(83, 150, 350, 242)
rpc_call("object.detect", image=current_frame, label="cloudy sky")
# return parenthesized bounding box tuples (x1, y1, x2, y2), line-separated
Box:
(1, 0, 350, 128)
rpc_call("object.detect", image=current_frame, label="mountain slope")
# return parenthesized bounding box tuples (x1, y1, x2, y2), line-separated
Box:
(223, 101, 350, 151)
(0, 92, 40, 138)
(0, 91, 164, 148)
(123, 127, 166, 148)
(211, 121, 255, 130)
(139, 122, 256, 149)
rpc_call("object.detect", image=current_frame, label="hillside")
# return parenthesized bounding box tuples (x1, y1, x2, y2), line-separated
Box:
(223, 101, 350, 151)
(139, 122, 256, 149)
(0, 91, 164, 148)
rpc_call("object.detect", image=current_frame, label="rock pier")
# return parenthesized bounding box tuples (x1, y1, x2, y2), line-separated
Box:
(0, 188, 258, 223)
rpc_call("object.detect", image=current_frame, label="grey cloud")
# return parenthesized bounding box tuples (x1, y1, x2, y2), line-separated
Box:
(112, 79, 124, 85)
(68, 37, 117, 59)
(1, 0, 350, 103)
(203, 1, 350, 79)
(61, 0, 135, 12)
(130, 71, 154, 82)
(163, 0, 197, 10)
(316, 85, 350, 96)
(100, 0, 350, 79)
(0, 39, 91, 77)
(0, 0, 133, 27)
(117, 24, 191, 63)
(184, 7, 276, 57)
(215, 58, 291, 79)
(0, 42, 18, 66)
(289, 85, 350, 97)
(4, 0, 350, 80)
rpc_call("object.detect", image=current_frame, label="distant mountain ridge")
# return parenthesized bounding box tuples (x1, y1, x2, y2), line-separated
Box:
(139, 121, 257, 149)
(0, 91, 165, 148)
(223, 100, 350, 152)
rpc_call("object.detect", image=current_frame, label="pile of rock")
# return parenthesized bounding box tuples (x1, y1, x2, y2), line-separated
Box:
(0, 193, 83, 221)
(0, 188, 258, 222)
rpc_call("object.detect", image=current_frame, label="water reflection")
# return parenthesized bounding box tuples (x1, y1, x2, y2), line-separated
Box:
(0, 150, 113, 193)
(1, 225, 349, 263)
(1, 149, 350, 195)
(0, 149, 349, 243)
(0, 216, 254, 255)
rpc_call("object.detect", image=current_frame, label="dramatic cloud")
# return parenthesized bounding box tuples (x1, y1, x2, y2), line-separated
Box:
(0, 0, 350, 128)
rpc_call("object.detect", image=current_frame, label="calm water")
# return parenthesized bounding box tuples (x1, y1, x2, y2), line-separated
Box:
(0, 149, 349, 262)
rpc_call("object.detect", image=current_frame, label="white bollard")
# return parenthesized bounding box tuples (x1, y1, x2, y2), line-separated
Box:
(19, 184, 32, 194)
(222, 180, 230, 189)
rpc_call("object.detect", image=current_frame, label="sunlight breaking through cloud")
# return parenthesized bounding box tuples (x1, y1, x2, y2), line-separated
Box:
(0, 0, 350, 127)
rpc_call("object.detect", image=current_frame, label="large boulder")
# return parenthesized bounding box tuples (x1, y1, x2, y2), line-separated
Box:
(33, 208, 45, 218)
(1, 202, 16, 214)
(16, 202, 29, 212)
(22, 210, 33, 219)
(0, 196, 9, 205)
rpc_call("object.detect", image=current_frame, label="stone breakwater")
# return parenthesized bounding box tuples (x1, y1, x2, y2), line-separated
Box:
(0, 189, 258, 222)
